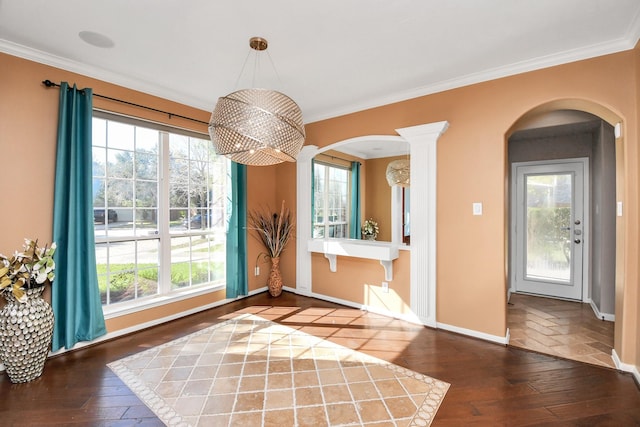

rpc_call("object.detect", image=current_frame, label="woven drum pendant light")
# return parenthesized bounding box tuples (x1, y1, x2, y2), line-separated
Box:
(386, 159, 410, 187)
(209, 37, 306, 166)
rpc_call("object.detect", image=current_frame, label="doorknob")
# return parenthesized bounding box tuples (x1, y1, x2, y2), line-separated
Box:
(574, 239, 581, 244)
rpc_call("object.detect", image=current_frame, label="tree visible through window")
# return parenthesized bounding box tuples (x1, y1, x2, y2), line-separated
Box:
(313, 162, 350, 238)
(92, 114, 227, 307)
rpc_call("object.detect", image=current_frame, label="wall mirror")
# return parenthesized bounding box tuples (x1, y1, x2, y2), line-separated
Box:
(311, 136, 410, 244)
(296, 121, 449, 325)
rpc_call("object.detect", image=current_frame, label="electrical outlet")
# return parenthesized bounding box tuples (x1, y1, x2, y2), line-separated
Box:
(254, 266, 260, 276)
(381, 282, 389, 293)
(473, 202, 483, 216)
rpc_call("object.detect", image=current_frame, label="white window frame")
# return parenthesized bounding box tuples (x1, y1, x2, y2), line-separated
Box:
(92, 111, 227, 318)
(313, 161, 351, 238)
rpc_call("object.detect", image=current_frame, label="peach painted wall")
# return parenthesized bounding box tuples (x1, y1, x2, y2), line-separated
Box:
(2, 44, 639, 371)
(302, 48, 639, 367)
(106, 289, 226, 331)
(632, 43, 640, 372)
(246, 166, 276, 292)
(0, 53, 270, 334)
(274, 162, 298, 289)
(311, 250, 411, 314)
(364, 155, 403, 242)
(0, 53, 212, 251)
(634, 42, 640, 370)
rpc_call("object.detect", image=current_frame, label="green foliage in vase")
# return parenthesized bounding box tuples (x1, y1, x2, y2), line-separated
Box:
(0, 239, 56, 303)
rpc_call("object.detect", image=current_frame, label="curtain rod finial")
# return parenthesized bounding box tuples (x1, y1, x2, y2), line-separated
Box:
(43, 79, 55, 87)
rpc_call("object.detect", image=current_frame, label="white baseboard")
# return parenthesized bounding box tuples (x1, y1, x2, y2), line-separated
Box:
(300, 290, 509, 345)
(1, 293, 245, 372)
(362, 304, 426, 326)
(437, 322, 510, 345)
(41, 285, 286, 363)
(0, 288, 411, 374)
(589, 301, 615, 322)
(308, 292, 364, 310)
(285, 285, 312, 297)
(4, 286, 622, 379)
(612, 349, 640, 383)
(48, 294, 244, 358)
(296, 291, 425, 326)
(15, 286, 284, 368)
(248, 286, 268, 296)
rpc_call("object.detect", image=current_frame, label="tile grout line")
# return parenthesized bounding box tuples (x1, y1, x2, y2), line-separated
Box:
(334, 343, 366, 426)
(311, 341, 333, 425)
(205, 316, 238, 426)
(261, 319, 270, 427)
(109, 312, 449, 426)
(285, 326, 298, 426)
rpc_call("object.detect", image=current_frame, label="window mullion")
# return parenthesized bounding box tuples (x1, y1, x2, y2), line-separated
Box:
(323, 166, 330, 237)
(159, 131, 171, 294)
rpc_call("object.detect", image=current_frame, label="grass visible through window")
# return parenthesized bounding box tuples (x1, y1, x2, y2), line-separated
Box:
(97, 260, 224, 304)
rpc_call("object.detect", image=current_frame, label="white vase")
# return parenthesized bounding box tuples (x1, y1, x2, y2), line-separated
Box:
(0, 286, 54, 383)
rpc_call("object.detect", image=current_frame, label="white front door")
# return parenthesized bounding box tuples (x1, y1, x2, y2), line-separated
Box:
(512, 159, 588, 300)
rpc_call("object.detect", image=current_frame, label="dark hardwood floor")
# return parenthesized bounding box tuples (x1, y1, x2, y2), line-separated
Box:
(1, 291, 639, 426)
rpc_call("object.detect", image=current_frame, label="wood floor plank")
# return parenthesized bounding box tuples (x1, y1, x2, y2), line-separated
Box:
(0, 291, 638, 426)
(548, 394, 640, 420)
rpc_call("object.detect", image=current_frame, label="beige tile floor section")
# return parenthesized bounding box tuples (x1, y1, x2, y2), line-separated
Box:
(108, 313, 449, 426)
(508, 293, 615, 368)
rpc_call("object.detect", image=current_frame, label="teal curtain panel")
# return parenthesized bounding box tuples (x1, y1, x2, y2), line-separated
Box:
(51, 83, 107, 351)
(226, 161, 248, 298)
(349, 161, 362, 239)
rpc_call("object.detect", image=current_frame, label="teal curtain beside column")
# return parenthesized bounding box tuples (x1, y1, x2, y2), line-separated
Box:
(51, 83, 107, 351)
(349, 161, 362, 239)
(226, 161, 248, 298)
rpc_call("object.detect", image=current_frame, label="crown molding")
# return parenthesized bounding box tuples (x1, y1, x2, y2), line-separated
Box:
(305, 34, 639, 123)
(0, 39, 214, 112)
(2, 27, 638, 125)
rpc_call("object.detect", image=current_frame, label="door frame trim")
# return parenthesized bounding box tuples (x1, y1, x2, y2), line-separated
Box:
(509, 157, 590, 302)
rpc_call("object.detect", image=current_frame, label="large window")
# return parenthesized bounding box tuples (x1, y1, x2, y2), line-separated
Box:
(313, 162, 350, 238)
(92, 113, 227, 308)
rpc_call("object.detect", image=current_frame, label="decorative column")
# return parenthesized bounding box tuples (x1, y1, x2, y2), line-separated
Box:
(295, 145, 319, 295)
(396, 121, 449, 327)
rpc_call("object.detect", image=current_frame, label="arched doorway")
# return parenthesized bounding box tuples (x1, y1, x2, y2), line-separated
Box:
(506, 101, 623, 367)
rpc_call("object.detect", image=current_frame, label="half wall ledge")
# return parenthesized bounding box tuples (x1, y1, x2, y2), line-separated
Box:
(307, 238, 400, 281)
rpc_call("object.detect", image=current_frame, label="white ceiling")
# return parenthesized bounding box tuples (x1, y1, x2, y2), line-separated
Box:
(328, 137, 409, 160)
(1, 0, 639, 124)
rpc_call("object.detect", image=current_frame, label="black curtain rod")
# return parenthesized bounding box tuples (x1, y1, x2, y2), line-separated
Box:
(42, 80, 209, 126)
(316, 152, 357, 164)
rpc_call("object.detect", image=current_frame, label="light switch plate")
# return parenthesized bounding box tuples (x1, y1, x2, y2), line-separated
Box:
(473, 202, 483, 216)
(617, 201, 623, 217)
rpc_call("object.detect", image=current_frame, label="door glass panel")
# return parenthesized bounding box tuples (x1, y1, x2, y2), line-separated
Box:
(525, 173, 572, 283)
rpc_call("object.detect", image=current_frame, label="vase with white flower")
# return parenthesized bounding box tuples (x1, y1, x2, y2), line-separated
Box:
(362, 218, 379, 241)
(0, 238, 56, 383)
